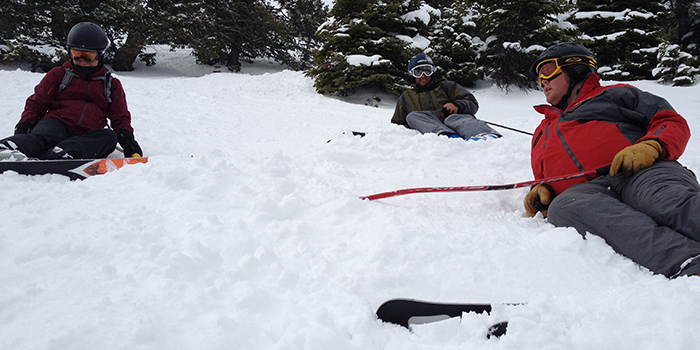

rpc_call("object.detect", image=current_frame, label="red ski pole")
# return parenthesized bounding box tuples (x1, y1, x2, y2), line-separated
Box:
(360, 165, 611, 201)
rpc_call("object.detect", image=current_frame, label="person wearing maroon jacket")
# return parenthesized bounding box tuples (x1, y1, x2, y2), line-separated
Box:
(524, 42, 700, 278)
(0, 22, 142, 160)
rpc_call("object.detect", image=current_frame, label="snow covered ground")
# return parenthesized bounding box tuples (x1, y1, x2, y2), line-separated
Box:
(1, 47, 700, 349)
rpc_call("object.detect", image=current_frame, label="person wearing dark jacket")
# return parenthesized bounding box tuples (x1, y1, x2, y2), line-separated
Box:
(0, 22, 142, 161)
(524, 42, 700, 278)
(391, 53, 500, 140)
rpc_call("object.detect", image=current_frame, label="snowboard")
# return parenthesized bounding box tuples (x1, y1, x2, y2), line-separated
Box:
(0, 157, 148, 180)
(376, 298, 509, 338)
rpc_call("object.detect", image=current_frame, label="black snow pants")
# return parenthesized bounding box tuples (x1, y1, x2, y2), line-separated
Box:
(1, 118, 117, 160)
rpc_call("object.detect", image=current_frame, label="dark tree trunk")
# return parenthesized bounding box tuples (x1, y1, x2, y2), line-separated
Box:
(112, 34, 144, 71)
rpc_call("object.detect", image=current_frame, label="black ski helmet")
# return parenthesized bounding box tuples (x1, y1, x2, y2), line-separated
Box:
(66, 22, 109, 55)
(531, 42, 597, 80)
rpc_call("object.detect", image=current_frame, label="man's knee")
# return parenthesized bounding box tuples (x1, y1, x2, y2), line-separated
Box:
(546, 193, 576, 227)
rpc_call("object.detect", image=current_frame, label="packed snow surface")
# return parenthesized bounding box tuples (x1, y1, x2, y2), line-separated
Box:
(2, 48, 700, 349)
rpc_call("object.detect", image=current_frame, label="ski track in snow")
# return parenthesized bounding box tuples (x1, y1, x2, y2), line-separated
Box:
(1, 49, 700, 349)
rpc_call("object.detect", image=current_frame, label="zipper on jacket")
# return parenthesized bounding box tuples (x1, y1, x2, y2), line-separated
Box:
(78, 79, 92, 126)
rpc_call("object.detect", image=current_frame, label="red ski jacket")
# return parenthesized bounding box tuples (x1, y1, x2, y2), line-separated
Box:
(531, 74, 690, 195)
(19, 61, 134, 135)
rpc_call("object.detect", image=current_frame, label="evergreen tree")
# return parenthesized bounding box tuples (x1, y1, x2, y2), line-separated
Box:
(653, 41, 699, 85)
(275, 0, 330, 70)
(657, 0, 700, 85)
(93, 0, 197, 71)
(307, 0, 426, 96)
(472, 0, 576, 91)
(190, 0, 293, 71)
(571, 0, 667, 80)
(0, 0, 83, 71)
(427, 1, 482, 87)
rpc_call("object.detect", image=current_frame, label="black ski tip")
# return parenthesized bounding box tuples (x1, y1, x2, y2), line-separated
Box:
(487, 321, 508, 338)
(376, 299, 411, 328)
(376, 298, 509, 338)
(327, 131, 366, 143)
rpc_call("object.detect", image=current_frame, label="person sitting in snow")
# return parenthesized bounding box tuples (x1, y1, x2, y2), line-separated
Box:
(390, 53, 501, 140)
(0, 21, 142, 161)
(524, 42, 700, 278)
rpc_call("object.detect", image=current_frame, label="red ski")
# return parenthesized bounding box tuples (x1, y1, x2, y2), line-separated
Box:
(0, 157, 148, 180)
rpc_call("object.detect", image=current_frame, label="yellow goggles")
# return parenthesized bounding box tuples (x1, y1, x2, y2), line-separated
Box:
(536, 55, 597, 87)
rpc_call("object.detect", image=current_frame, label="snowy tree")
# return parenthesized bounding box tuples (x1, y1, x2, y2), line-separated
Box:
(427, 1, 483, 87)
(0, 0, 83, 71)
(657, 0, 700, 84)
(275, 0, 330, 70)
(190, 0, 329, 71)
(653, 41, 699, 85)
(668, 0, 700, 52)
(0, 0, 327, 72)
(471, 0, 577, 91)
(307, 0, 427, 96)
(571, 0, 668, 80)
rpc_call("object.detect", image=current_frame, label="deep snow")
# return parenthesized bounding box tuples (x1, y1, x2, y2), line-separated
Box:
(1, 47, 700, 350)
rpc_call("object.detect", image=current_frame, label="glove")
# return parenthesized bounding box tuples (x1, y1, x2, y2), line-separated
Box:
(609, 140, 662, 177)
(440, 103, 459, 117)
(524, 184, 553, 218)
(14, 121, 35, 135)
(117, 128, 143, 158)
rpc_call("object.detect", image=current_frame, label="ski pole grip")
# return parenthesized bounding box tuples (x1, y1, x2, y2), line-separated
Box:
(596, 164, 611, 176)
(533, 199, 548, 211)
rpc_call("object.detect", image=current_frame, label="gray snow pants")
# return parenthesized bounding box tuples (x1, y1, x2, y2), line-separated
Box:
(547, 161, 700, 277)
(406, 111, 500, 139)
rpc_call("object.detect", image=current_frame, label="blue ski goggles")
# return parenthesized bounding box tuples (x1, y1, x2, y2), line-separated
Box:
(409, 64, 436, 78)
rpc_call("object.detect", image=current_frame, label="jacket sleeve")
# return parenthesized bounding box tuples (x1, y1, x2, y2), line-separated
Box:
(391, 93, 410, 126)
(106, 77, 134, 133)
(630, 88, 689, 161)
(442, 81, 478, 115)
(20, 67, 64, 124)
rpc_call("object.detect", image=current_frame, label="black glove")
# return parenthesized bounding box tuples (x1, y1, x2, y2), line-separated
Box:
(14, 121, 35, 135)
(117, 128, 143, 158)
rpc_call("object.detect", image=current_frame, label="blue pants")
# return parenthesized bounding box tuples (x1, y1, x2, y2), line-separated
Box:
(1, 118, 117, 159)
(547, 161, 700, 277)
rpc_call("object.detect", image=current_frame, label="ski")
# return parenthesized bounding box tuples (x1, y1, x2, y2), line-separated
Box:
(376, 298, 509, 338)
(0, 157, 148, 180)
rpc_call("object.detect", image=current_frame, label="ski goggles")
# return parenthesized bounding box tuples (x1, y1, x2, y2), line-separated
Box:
(70, 49, 99, 64)
(535, 55, 597, 87)
(409, 64, 436, 78)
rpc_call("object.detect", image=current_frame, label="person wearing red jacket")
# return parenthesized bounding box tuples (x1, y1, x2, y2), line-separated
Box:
(524, 42, 700, 278)
(0, 22, 142, 160)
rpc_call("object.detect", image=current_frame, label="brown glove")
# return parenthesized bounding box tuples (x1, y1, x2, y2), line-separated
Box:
(609, 140, 663, 177)
(524, 184, 553, 218)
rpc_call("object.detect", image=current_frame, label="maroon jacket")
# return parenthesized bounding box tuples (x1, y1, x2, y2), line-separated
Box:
(531, 74, 690, 195)
(20, 61, 134, 135)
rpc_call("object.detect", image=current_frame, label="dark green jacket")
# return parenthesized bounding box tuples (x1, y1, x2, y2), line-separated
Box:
(391, 78, 479, 126)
